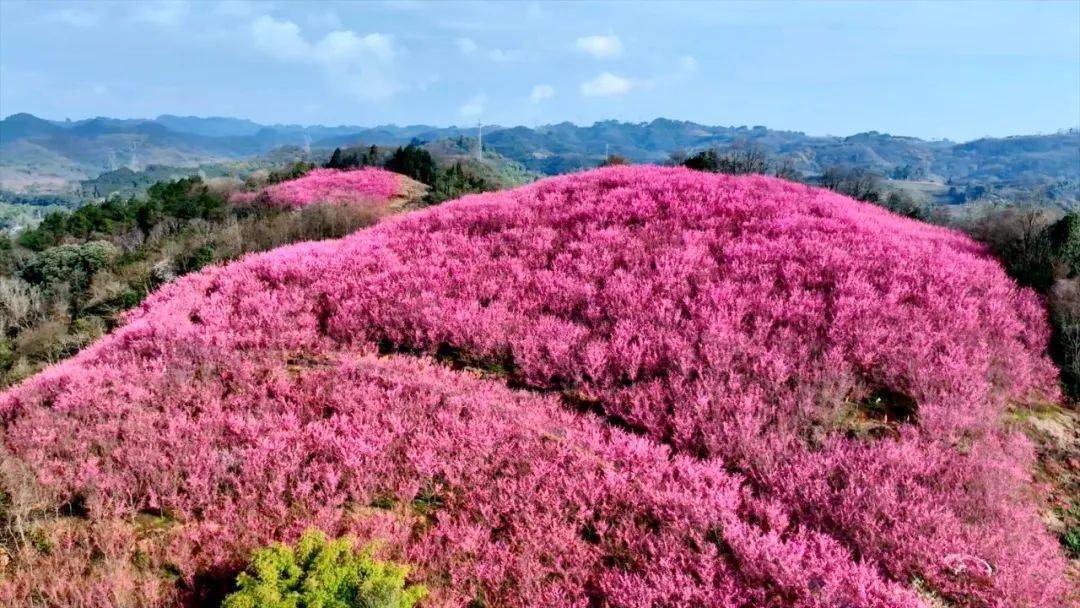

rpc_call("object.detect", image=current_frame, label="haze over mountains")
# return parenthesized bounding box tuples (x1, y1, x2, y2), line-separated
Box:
(1, 112, 1077, 202)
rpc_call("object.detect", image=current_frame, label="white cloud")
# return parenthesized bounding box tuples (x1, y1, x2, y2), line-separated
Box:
(456, 37, 479, 54)
(576, 35, 623, 59)
(459, 93, 487, 117)
(530, 84, 554, 103)
(250, 15, 400, 100)
(251, 15, 310, 61)
(580, 72, 631, 97)
(320, 31, 395, 63)
(131, 1, 189, 26)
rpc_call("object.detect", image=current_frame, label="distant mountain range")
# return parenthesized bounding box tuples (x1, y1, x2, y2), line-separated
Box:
(2, 112, 1077, 201)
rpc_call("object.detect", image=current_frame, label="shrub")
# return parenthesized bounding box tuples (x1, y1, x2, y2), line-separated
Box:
(772, 158, 800, 181)
(883, 190, 927, 220)
(222, 530, 426, 608)
(0, 276, 44, 335)
(424, 162, 496, 205)
(1049, 278, 1080, 397)
(600, 154, 630, 167)
(16, 223, 58, 252)
(963, 206, 1056, 291)
(0, 446, 181, 607)
(180, 244, 215, 274)
(0, 339, 13, 376)
(146, 176, 227, 221)
(287, 203, 383, 242)
(234, 200, 383, 253)
(19, 241, 118, 314)
(267, 161, 316, 185)
(1063, 510, 1080, 557)
(682, 148, 717, 172)
(1045, 212, 1080, 277)
(0, 234, 18, 275)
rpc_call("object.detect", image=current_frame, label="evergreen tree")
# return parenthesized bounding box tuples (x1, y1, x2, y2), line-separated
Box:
(385, 144, 437, 185)
(326, 148, 343, 169)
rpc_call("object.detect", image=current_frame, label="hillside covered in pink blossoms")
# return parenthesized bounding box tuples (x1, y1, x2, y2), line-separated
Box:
(231, 167, 405, 209)
(0, 166, 1070, 607)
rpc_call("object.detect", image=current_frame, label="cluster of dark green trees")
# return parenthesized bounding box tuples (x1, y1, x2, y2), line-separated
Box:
(680, 147, 775, 176)
(326, 142, 501, 205)
(16, 177, 227, 252)
(326, 145, 383, 172)
(384, 144, 438, 186)
(266, 161, 316, 185)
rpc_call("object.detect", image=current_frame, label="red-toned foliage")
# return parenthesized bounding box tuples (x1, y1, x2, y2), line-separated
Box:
(243, 167, 403, 209)
(0, 166, 1068, 607)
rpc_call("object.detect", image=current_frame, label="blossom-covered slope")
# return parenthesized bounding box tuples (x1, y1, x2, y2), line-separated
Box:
(0, 166, 1069, 607)
(232, 167, 405, 209)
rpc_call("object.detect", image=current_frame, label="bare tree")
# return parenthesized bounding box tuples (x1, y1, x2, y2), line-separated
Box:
(820, 167, 882, 202)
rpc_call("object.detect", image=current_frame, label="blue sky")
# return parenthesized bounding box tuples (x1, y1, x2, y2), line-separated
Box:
(1, 0, 1077, 141)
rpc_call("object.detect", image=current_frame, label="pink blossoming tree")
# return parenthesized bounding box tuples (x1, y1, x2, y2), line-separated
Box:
(242, 167, 404, 209)
(0, 166, 1069, 607)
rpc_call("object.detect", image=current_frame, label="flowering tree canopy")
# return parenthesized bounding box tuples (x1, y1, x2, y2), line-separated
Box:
(0, 166, 1068, 607)
(255, 167, 403, 209)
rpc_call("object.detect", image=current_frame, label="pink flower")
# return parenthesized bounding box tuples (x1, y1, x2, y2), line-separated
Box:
(0, 166, 1067, 607)
(261, 167, 403, 209)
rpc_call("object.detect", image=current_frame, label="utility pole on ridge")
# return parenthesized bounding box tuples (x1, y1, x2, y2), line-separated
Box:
(477, 120, 483, 161)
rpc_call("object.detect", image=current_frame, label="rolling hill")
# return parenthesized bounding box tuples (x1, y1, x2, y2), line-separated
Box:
(0, 166, 1070, 607)
(2, 113, 1077, 203)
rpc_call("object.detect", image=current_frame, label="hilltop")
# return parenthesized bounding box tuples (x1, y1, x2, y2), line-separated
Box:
(0, 166, 1069, 607)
